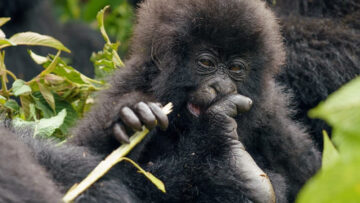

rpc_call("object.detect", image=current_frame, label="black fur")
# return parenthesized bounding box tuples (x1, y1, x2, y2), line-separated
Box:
(0, 0, 103, 79)
(267, 0, 360, 149)
(0, 126, 61, 203)
(1, 0, 320, 202)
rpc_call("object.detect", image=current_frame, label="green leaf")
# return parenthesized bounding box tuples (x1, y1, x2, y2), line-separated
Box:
(4, 99, 20, 111)
(309, 77, 360, 136)
(12, 79, 32, 96)
(36, 109, 67, 137)
(54, 94, 78, 134)
(12, 109, 67, 137)
(322, 130, 339, 170)
(38, 82, 56, 111)
(97, 5, 111, 44)
(28, 50, 50, 64)
(0, 18, 10, 27)
(32, 92, 55, 118)
(0, 38, 15, 46)
(297, 156, 360, 203)
(5, 32, 70, 52)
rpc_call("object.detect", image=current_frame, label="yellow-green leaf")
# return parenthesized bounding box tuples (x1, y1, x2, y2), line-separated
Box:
(0, 39, 15, 46)
(140, 171, 166, 193)
(6, 32, 70, 52)
(96, 6, 111, 44)
(322, 131, 339, 170)
(309, 77, 360, 136)
(0, 18, 10, 27)
(28, 50, 49, 64)
(38, 82, 55, 111)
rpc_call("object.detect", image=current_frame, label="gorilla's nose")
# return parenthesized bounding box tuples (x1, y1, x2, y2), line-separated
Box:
(210, 77, 237, 96)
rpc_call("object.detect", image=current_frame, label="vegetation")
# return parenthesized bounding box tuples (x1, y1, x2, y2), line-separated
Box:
(297, 76, 360, 203)
(0, 9, 120, 139)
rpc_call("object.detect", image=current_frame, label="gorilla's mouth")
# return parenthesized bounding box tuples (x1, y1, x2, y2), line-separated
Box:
(187, 102, 202, 117)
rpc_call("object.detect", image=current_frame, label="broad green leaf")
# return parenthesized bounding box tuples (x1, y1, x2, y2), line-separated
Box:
(12, 79, 31, 96)
(38, 82, 56, 111)
(297, 156, 360, 203)
(96, 5, 111, 44)
(28, 50, 49, 64)
(7, 32, 70, 52)
(4, 99, 20, 111)
(0, 18, 10, 27)
(322, 131, 339, 170)
(309, 77, 360, 136)
(36, 109, 67, 137)
(12, 109, 67, 137)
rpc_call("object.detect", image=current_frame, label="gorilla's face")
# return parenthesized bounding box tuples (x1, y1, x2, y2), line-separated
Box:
(186, 44, 251, 117)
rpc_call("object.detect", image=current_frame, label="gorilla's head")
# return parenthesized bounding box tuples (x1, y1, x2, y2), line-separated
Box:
(129, 0, 285, 117)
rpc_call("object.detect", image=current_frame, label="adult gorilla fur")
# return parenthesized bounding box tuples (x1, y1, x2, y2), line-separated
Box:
(0, 0, 103, 79)
(268, 0, 360, 149)
(1, 0, 320, 202)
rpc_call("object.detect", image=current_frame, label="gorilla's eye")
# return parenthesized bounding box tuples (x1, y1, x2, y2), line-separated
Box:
(198, 58, 215, 68)
(229, 65, 243, 72)
(196, 54, 217, 75)
(229, 60, 248, 81)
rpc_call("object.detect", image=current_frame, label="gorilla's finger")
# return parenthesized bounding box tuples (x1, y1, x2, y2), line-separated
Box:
(148, 102, 169, 130)
(229, 139, 275, 203)
(134, 102, 157, 129)
(229, 94, 253, 113)
(119, 107, 143, 131)
(113, 123, 130, 144)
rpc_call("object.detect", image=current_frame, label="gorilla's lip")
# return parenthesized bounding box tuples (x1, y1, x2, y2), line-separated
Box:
(187, 102, 202, 117)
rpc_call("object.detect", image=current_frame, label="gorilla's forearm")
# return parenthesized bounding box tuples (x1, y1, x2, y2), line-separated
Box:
(253, 115, 321, 201)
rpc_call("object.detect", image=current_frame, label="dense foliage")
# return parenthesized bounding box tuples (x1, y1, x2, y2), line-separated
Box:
(0, 8, 120, 139)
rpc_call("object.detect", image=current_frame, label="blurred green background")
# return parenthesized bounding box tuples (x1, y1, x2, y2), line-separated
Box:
(54, 0, 134, 55)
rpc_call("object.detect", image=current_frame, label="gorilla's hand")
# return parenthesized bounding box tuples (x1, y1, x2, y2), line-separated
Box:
(205, 94, 276, 203)
(205, 94, 253, 139)
(110, 102, 168, 144)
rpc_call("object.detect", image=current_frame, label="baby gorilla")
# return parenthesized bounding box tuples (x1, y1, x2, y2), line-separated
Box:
(0, 0, 321, 202)
(70, 0, 321, 202)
